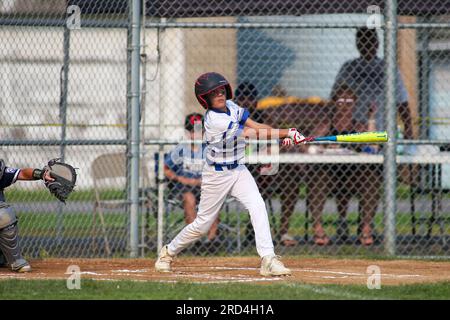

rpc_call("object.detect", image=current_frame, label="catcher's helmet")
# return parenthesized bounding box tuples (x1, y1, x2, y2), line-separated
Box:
(194, 72, 233, 109)
(185, 112, 204, 131)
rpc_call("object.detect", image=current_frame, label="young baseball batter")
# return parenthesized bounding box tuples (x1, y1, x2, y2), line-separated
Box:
(155, 72, 306, 276)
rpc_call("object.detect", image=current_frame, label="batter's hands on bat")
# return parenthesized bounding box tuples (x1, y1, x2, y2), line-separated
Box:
(287, 128, 307, 145)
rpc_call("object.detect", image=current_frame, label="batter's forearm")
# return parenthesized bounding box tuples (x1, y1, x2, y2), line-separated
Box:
(264, 128, 290, 139)
(244, 118, 292, 139)
(243, 127, 290, 139)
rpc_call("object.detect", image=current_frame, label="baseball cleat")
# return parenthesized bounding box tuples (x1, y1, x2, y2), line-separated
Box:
(10, 259, 32, 273)
(155, 245, 174, 272)
(260, 255, 291, 277)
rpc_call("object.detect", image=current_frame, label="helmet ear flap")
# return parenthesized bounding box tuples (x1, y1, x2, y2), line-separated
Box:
(197, 93, 209, 109)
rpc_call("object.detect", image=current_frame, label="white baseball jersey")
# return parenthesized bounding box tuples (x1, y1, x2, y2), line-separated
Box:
(166, 100, 276, 259)
(204, 100, 250, 166)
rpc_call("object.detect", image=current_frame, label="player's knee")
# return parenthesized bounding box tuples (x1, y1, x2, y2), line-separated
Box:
(0, 206, 17, 230)
(190, 216, 212, 236)
(248, 197, 266, 214)
(196, 220, 214, 235)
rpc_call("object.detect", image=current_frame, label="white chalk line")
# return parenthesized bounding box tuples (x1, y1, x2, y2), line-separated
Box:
(177, 266, 259, 271)
(155, 266, 282, 283)
(178, 266, 425, 280)
(63, 271, 105, 276)
(210, 266, 259, 271)
(112, 269, 150, 273)
(0, 264, 429, 285)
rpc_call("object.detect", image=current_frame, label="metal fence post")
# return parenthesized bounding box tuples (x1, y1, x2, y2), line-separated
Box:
(56, 26, 71, 246)
(157, 144, 165, 253)
(384, 0, 398, 256)
(129, 0, 142, 258)
(139, 0, 148, 258)
(157, 19, 166, 254)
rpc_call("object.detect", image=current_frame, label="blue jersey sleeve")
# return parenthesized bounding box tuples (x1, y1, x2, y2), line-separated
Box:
(0, 167, 20, 189)
(239, 108, 250, 127)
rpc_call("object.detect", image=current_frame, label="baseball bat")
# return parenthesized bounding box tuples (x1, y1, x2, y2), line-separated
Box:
(306, 131, 389, 143)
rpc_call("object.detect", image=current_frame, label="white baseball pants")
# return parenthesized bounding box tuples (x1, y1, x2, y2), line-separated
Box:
(167, 164, 275, 258)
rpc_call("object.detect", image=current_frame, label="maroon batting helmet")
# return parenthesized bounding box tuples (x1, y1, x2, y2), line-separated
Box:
(194, 72, 233, 109)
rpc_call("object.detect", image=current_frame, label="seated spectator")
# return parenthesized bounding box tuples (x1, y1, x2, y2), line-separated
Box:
(331, 27, 413, 140)
(164, 113, 220, 244)
(306, 84, 382, 245)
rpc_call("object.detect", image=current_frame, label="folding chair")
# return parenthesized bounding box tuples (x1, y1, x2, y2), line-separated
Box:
(91, 152, 150, 256)
(409, 163, 448, 246)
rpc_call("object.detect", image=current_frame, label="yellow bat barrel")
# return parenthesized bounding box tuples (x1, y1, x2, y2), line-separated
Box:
(335, 131, 389, 143)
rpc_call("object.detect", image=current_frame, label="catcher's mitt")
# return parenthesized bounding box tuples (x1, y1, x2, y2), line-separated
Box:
(44, 158, 77, 203)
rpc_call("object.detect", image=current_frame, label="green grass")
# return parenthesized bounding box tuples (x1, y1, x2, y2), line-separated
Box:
(225, 211, 450, 238)
(6, 189, 126, 202)
(0, 279, 449, 300)
(6, 183, 450, 203)
(18, 212, 129, 237)
(15, 208, 449, 246)
(10, 187, 450, 258)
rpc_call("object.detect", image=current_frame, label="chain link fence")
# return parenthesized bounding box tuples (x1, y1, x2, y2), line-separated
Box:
(1, 0, 449, 259)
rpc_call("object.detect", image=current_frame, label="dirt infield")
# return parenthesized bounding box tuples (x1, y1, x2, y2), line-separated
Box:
(1, 257, 450, 286)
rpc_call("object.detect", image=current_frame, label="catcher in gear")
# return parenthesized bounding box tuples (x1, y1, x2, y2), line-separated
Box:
(0, 158, 76, 272)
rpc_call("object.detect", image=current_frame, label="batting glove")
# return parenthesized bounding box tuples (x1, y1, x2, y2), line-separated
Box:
(287, 128, 307, 145)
